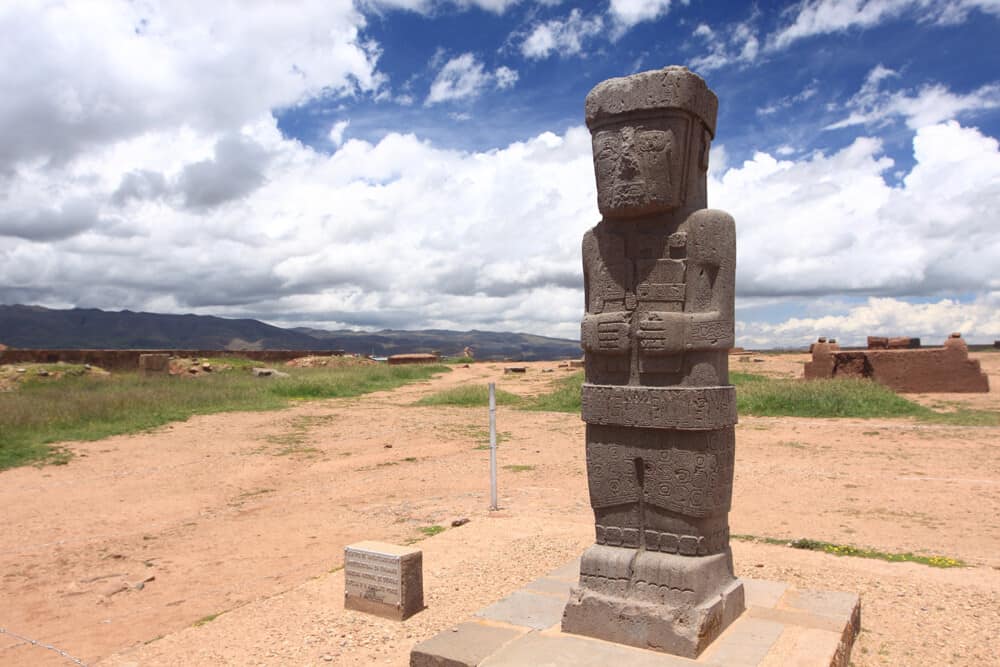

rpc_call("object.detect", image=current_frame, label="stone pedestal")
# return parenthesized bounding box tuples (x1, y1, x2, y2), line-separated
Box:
(562, 545, 744, 656)
(344, 541, 424, 621)
(410, 559, 860, 667)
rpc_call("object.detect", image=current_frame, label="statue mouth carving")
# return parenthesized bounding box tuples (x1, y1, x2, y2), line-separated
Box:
(612, 182, 645, 203)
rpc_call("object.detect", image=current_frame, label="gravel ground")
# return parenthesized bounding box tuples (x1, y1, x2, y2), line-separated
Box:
(1, 353, 998, 666)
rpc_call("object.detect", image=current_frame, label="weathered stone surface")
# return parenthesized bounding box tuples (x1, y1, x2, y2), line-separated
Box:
(138, 353, 170, 376)
(410, 622, 525, 667)
(805, 334, 989, 392)
(412, 566, 859, 667)
(564, 66, 743, 656)
(344, 541, 424, 620)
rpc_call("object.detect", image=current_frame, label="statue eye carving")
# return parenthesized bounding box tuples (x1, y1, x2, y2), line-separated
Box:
(596, 138, 617, 161)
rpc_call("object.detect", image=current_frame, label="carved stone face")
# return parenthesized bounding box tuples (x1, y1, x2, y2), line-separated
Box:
(592, 116, 689, 218)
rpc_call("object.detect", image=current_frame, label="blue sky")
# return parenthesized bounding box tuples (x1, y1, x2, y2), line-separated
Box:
(1, 0, 999, 347)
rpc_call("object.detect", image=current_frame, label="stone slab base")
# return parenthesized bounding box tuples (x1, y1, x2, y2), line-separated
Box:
(410, 559, 860, 667)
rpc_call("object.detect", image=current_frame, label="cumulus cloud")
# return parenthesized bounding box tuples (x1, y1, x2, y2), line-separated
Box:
(767, 0, 1000, 51)
(608, 0, 673, 34)
(520, 9, 605, 59)
(712, 121, 1000, 301)
(0, 0, 382, 172)
(0, 119, 598, 338)
(2, 0, 998, 346)
(739, 295, 1000, 348)
(826, 66, 1000, 130)
(425, 53, 518, 104)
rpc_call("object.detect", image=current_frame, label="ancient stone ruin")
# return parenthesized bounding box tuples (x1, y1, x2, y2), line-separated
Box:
(804, 333, 989, 392)
(561, 66, 743, 657)
(137, 353, 170, 376)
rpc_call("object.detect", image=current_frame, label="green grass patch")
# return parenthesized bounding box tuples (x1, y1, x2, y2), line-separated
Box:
(0, 363, 449, 471)
(413, 384, 522, 407)
(521, 371, 584, 413)
(419, 525, 446, 537)
(736, 377, 927, 418)
(503, 464, 535, 473)
(193, 612, 223, 627)
(497, 369, 999, 425)
(732, 534, 965, 568)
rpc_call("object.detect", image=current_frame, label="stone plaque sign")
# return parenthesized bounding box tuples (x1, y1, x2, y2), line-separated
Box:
(344, 540, 423, 620)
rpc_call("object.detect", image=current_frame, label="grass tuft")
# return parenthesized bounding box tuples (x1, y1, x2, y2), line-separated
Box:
(732, 534, 965, 568)
(520, 372, 584, 413)
(413, 384, 522, 407)
(0, 363, 449, 471)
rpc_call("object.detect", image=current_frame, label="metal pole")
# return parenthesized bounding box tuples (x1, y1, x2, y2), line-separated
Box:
(489, 382, 498, 511)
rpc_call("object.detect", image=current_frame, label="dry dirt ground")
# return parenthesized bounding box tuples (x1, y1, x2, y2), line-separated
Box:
(2, 353, 999, 666)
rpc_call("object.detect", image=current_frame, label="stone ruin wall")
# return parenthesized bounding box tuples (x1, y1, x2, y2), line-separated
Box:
(804, 333, 989, 393)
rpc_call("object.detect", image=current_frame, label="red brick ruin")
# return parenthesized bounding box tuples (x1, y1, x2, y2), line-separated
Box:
(804, 333, 989, 392)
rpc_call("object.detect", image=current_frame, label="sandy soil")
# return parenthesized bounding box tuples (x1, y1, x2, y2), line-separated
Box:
(1, 353, 998, 666)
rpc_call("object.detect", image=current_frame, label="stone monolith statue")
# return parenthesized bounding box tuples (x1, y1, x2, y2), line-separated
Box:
(561, 66, 744, 657)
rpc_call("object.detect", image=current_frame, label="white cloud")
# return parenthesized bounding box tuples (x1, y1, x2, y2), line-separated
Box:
(757, 81, 819, 116)
(520, 9, 604, 59)
(362, 0, 527, 14)
(608, 0, 673, 33)
(0, 0, 382, 171)
(739, 295, 1000, 348)
(768, 0, 1000, 51)
(712, 121, 1000, 301)
(328, 120, 351, 147)
(425, 53, 518, 104)
(0, 118, 598, 337)
(826, 66, 1000, 130)
(495, 65, 519, 89)
(688, 18, 761, 72)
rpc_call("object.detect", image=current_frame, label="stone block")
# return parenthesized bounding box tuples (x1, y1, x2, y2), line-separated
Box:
(410, 621, 525, 667)
(138, 353, 170, 376)
(475, 590, 567, 630)
(344, 541, 423, 620)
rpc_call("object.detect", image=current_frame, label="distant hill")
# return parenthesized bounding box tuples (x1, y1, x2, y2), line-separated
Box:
(292, 327, 582, 360)
(0, 305, 582, 360)
(0, 304, 323, 350)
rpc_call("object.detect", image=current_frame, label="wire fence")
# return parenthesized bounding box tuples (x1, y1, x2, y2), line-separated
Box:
(0, 626, 87, 666)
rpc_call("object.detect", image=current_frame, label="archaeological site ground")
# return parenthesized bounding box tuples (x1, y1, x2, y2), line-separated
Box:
(0, 352, 997, 666)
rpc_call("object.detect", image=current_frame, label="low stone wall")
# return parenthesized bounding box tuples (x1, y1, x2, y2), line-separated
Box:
(0, 349, 344, 371)
(804, 334, 989, 393)
(387, 353, 439, 365)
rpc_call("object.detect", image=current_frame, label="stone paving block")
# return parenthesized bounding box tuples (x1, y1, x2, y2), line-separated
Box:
(410, 621, 526, 667)
(475, 590, 566, 630)
(699, 618, 784, 667)
(743, 578, 789, 609)
(480, 631, 696, 667)
(759, 627, 845, 667)
(412, 573, 859, 667)
(523, 576, 573, 597)
(783, 589, 860, 622)
(545, 559, 580, 581)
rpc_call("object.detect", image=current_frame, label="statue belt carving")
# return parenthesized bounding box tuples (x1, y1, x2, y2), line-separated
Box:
(581, 384, 736, 430)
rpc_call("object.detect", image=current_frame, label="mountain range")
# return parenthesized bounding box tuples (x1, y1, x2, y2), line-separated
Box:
(0, 305, 582, 360)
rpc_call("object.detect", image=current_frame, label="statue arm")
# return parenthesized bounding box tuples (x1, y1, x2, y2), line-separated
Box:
(637, 209, 735, 354)
(581, 228, 630, 355)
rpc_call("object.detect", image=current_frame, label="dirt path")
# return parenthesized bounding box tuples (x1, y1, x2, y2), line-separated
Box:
(1, 355, 998, 666)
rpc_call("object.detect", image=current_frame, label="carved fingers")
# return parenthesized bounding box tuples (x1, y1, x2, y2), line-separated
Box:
(582, 312, 631, 354)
